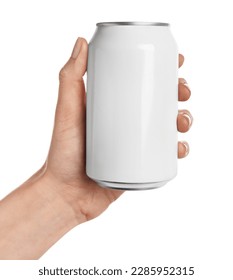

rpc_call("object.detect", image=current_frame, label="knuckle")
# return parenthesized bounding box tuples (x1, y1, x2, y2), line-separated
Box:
(59, 61, 73, 81)
(59, 66, 69, 81)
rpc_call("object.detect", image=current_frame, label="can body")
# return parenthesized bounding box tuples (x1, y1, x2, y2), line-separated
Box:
(86, 22, 178, 190)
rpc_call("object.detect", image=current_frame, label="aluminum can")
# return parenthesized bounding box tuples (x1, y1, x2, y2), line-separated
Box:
(86, 22, 178, 190)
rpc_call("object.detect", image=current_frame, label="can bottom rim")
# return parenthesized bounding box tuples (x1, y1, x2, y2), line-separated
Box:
(93, 179, 168, 191)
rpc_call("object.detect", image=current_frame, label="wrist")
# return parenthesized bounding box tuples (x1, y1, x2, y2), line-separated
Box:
(32, 172, 87, 228)
(0, 170, 85, 259)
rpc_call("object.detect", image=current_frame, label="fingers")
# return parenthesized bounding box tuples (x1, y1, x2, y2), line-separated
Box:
(178, 141, 189, 158)
(179, 54, 184, 68)
(178, 54, 192, 158)
(178, 78, 191, 101)
(177, 110, 192, 156)
(177, 109, 193, 133)
(178, 54, 191, 101)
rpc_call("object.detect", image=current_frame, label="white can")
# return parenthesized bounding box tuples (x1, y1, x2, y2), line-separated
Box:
(86, 22, 178, 190)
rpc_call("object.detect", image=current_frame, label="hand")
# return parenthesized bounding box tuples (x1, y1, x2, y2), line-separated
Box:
(43, 38, 192, 222)
(44, 38, 192, 220)
(0, 37, 192, 259)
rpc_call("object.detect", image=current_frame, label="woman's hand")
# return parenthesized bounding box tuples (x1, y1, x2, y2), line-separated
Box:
(0, 37, 192, 259)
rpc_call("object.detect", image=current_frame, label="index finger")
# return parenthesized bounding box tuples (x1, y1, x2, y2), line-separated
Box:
(179, 54, 184, 68)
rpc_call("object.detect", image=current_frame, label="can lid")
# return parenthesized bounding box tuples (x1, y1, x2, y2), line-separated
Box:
(96, 22, 169, 27)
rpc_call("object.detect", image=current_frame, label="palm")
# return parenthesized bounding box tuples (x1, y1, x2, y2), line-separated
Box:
(47, 74, 123, 221)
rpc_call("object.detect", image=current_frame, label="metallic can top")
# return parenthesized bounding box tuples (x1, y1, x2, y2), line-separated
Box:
(96, 22, 169, 27)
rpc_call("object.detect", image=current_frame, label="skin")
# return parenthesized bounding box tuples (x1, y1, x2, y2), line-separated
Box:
(0, 38, 192, 259)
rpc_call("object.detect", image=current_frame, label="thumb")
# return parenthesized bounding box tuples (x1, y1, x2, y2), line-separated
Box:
(54, 37, 88, 131)
(59, 37, 88, 82)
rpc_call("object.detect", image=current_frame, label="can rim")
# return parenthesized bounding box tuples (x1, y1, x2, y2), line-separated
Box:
(96, 21, 169, 27)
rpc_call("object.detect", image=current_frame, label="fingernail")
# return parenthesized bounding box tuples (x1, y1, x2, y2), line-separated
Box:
(71, 37, 82, 59)
(181, 141, 189, 157)
(179, 78, 191, 93)
(179, 110, 193, 128)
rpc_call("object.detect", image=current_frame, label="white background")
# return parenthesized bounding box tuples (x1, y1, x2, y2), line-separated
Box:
(0, 0, 232, 279)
